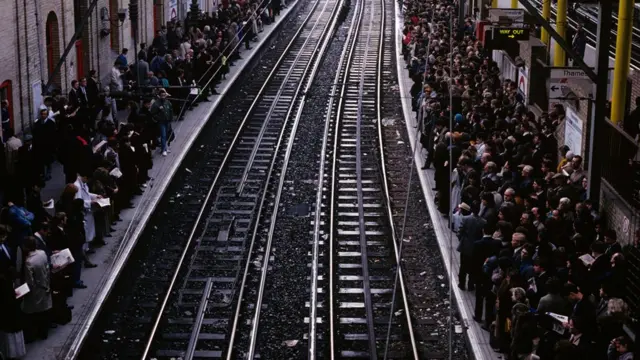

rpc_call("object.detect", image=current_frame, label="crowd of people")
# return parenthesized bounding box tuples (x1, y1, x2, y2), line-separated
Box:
(0, 0, 285, 358)
(402, 1, 637, 359)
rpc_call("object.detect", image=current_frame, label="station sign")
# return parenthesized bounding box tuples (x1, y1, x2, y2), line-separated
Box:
(494, 28, 529, 41)
(488, 8, 525, 28)
(490, 27, 530, 50)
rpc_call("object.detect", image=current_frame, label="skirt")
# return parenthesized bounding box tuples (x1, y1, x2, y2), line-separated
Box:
(0, 331, 26, 358)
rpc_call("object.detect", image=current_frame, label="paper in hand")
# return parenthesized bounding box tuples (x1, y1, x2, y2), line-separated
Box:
(93, 140, 107, 153)
(96, 198, 111, 208)
(43, 199, 55, 209)
(579, 254, 595, 266)
(110, 168, 123, 178)
(15, 283, 30, 299)
(51, 249, 75, 273)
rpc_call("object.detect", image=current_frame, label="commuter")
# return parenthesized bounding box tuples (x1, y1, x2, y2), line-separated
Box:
(0, 2, 279, 354)
(150, 88, 174, 156)
(402, 0, 638, 356)
(21, 236, 53, 342)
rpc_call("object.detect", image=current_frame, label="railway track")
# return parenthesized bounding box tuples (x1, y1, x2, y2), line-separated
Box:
(116, 0, 346, 358)
(306, 0, 420, 356)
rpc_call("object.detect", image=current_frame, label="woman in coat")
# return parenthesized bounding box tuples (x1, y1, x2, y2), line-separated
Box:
(21, 236, 52, 342)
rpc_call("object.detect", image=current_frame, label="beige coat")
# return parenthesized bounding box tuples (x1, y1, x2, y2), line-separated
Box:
(22, 250, 52, 314)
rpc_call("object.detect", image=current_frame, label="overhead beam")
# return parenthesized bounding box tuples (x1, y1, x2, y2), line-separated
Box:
(42, 0, 100, 95)
(517, 0, 599, 82)
(587, 0, 613, 201)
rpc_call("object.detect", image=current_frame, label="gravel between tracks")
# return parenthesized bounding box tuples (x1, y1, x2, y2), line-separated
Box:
(77, 2, 317, 357)
(79, 0, 472, 357)
(379, 4, 470, 358)
(252, 4, 355, 359)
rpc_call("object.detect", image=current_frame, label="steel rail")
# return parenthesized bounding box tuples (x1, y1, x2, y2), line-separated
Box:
(375, 0, 419, 357)
(354, 1, 379, 357)
(137, 0, 325, 357)
(328, 0, 365, 356)
(227, 0, 346, 357)
(234, 2, 334, 196)
(309, 1, 362, 358)
(184, 278, 214, 360)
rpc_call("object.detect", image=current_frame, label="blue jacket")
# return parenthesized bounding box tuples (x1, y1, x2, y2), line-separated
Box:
(8, 205, 34, 246)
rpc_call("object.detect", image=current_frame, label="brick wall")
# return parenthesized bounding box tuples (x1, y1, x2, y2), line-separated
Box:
(0, 0, 156, 136)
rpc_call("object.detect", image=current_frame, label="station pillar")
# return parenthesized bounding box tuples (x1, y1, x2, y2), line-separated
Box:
(611, 0, 635, 124)
(511, 0, 518, 9)
(553, 0, 567, 66)
(541, 0, 551, 47)
(492, 0, 498, 8)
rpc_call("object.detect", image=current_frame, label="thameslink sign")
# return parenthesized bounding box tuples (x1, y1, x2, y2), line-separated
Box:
(554, 69, 591, 79)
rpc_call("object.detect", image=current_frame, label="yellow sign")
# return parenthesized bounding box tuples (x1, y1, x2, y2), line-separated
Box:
(495, 28, 529, 40)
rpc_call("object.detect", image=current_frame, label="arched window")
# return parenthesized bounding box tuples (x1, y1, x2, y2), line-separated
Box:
(45, 12, 62, 87)
(0, 80, 14, 131)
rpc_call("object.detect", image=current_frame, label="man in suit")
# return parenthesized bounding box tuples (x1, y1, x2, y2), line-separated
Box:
(604, 229, 622, 259)
(32, 108, 57, 181)
(537, 277, 570, 316)
(48, 212, 69, 252)
(0, 224, 15, 276)
(33, 222, 52, 261)
(16, 134, 41, 198)
(589, 241, 611, 294)
(22, 236, 52, 341)
(68, 80, 81, 112)
(569, 317, 595, 359)
(511, 232, 526, 268)
(565, 282, 597, 337)
(527, 258, 552, 308)
(78, 77, 92, 130)
(86, 70, 100, 107)
(473, 222, 501, 325)
(457, 202, 486, 291)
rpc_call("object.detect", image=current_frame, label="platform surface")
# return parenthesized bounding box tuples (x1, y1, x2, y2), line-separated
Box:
(24, 5, 298, 359)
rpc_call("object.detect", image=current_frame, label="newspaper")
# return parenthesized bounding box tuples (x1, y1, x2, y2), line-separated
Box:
(547, 312, 569, 335)
(50, 248, 75, 273)
(15, 283, 30, 299)
(579, 254, 595, 267)
(96, 198, 111, 208)
(109, 167, 123, 178)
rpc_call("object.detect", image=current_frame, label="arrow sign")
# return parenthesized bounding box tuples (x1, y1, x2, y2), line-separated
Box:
(493, 28, 530, 42)
(550, 85, 559, 92)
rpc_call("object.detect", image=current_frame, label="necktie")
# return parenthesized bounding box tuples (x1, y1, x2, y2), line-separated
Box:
(1, 244, 10, 259)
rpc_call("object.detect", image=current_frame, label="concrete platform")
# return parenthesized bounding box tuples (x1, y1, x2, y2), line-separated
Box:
(393, 3, 501, 360)
(24, 5, 299, 360)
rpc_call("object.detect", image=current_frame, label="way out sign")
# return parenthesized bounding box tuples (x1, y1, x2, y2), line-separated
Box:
(494, 28, 529, 41)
